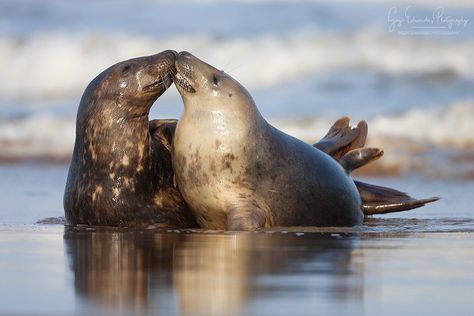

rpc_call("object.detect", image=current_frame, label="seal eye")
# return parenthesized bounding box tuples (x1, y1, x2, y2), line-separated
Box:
(122, 65, 131, 73)
(212, 75, 218, 86)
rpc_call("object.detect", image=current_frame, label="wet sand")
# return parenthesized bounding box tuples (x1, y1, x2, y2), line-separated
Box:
(0, 164, 473, 316)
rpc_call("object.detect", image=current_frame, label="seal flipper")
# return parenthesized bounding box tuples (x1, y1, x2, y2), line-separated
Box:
(313, 117, 439, 216)
(355, 180, 440, 215)
(227, 200, 273, 231)
(149, 119, 199, 228)
(341, 150, 439, 215)
(149, 119, 178, 151)
(313, 117, 368, 159)
(339, 148, 384, 173)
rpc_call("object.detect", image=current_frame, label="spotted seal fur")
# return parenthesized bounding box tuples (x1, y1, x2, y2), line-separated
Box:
(64, 50, 197, 228)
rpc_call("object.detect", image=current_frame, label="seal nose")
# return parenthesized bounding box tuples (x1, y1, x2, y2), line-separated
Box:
(168, 50, 178, 58)
(160, 49, 178, 60)
(178, 51, 193, 61)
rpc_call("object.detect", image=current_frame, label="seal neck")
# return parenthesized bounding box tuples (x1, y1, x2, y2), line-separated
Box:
(74, 97, 154, 187)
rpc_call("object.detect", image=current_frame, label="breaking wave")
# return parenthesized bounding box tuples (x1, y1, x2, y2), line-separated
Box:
(1, 101, 473, 178)
(276, 101, 474, 149)
(272, 101, 474, 178)
(0, 29, 473, 101)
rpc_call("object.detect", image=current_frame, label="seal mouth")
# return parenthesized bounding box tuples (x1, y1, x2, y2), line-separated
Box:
(142, 72, 174, 93)
(174, 72, 196, 93)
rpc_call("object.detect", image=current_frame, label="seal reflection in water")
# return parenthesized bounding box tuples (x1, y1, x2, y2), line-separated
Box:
(64, 50, 197, 228)
(64, 228, 360, 316)
(172, 52, 438, 230)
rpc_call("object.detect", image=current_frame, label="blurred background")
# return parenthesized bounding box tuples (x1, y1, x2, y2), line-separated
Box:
(0, 2, 473, 315)
(0, 0, 472, 179)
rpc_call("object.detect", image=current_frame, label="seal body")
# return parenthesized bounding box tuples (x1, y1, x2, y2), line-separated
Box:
(172, 52, 363, 230)
(64, 51, 197, 228)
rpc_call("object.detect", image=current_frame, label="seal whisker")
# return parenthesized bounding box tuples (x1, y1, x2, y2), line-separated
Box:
(174, 72, 195, 93)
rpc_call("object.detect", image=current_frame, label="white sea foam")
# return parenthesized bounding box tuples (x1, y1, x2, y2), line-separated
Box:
(370, 102, 474, 148)
(273, 101, 474, 177)
(0, 102, 472, 173)
(274, 101, 474, 149)
(0, 30, 473, 101)
(0, 115, 75, 160)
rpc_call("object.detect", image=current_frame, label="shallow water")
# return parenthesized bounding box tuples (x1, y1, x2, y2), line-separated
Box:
(0, 164, 473, 315)
(0, 226, 473, 316)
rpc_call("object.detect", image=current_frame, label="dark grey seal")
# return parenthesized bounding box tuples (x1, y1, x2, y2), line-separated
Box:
(64, 50, 197, 228)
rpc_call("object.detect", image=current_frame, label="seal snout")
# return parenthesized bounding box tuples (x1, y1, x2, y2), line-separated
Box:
(139, 50, 178, 93)
(178, 51, 192, 59)
(174, 51, 196, 94)
(167, 49, 179, 59)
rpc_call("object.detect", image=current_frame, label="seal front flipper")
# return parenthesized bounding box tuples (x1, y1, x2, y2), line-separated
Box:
(313, 117, 368, 159)
(227, 203, 271, 231)
(354, 181, 440, 215)
(149, 119, 199, 228)
(149, 119, 178, 152)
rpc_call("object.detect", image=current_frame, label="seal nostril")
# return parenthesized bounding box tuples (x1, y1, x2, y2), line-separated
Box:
(178, 51, 191, 59)
(168, 50, 178, 58)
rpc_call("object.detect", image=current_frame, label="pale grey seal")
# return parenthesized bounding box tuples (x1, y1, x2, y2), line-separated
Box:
(171, 52, 438, 230)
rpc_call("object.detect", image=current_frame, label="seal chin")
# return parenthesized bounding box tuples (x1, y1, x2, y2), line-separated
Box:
(174, 52, 197, 94)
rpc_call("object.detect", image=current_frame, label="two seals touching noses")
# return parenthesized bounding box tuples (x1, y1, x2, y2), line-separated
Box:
(64, 50, 438, 229)
(64, 50, 198, 228)
(63, 50, 367, 228)
(172, 52, 438, 230)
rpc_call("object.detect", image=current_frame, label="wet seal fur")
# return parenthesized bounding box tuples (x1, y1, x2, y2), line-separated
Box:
(64, 51, 197, 228)
(172, 52, 438, 231)
(172, 52, 363, 230)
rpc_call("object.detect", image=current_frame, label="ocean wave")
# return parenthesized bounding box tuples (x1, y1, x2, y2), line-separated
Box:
(0, 30, 473, 101)
(0, 115, 75, 161)
(276, 101, 474, 148)
(272, 101, 474, 178)
(370, 102, 474, 148)
(0, 102, 472, 178)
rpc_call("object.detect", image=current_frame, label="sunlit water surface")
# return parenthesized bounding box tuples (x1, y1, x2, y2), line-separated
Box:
(0, 164, 473, 315)
(0, 226, 473, 316)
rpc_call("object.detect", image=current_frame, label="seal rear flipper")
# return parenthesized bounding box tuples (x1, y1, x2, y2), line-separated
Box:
(355, 180, 440, 215)
(313, 117, 368, 160)
(339, 148, 384, 173)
